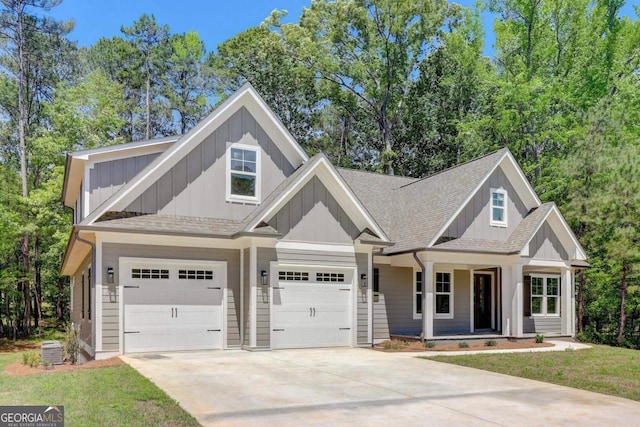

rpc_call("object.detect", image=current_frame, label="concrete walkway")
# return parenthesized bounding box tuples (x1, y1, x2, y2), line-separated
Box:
(398, 339, 591, 358)
(122, 346, 639, 427)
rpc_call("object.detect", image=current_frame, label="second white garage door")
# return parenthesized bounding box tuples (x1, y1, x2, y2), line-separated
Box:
(271, 268, 353, 349)
(121, 259, 226, 353)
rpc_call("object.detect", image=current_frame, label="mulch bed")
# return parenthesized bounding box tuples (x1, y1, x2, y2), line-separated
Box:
(374, 339, 554, 352)
(4, 357, 124, 377)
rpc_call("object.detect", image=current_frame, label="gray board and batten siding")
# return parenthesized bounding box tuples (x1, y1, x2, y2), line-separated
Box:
(89, 153, 161, 214)
(528, 222, 569, 260)
(101, 243, 241, 352)
(268, 176, 361, 244)
(444, 166, 529, 241)
(124, 107, 295, 220)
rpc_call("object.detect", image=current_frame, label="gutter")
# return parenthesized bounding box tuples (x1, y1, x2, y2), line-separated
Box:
(412, 251, 426, 342)
(75, 231, 96, 285)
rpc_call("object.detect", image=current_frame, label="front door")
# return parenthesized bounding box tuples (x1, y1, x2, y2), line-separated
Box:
(474, 274, 492, 329)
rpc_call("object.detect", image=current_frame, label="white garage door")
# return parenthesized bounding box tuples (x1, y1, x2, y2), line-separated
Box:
(122, 260, 226, 353)
(271, 268, 353, 349)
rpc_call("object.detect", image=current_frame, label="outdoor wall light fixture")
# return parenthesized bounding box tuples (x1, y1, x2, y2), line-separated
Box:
(261, 270, 268, 286)
(107, 266, 114, 284)
(360, 273, 367, 288)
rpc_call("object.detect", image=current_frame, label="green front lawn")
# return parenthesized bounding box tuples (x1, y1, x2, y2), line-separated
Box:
(427, 344, 640, 401)
(0, 353, 199, 427)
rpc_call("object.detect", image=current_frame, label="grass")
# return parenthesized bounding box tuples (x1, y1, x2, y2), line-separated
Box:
(428, 344, 640, 401)
(0, 353, 199, 427)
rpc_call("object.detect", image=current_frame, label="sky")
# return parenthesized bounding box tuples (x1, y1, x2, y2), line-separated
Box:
(50, 1, 638, 59)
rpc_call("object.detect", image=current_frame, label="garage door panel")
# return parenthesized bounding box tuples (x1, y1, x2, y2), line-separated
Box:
(125, 305, 174, 330)
(173, 305, 222, 328)
(173, 286, 223, 306)
(172, 329, 221, 350)
(272, 271, 353, 349)
(124, 284, 176, 305)
(122, 261, 225, 354)
(124, 330, 172, 354)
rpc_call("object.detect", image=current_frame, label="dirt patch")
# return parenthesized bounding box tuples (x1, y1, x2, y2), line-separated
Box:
(374, 339, 554, 352)
(4, 357, 124, 377)
(0, 340, 41, 353)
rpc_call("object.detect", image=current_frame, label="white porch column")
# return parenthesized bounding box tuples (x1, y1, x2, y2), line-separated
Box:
(423, 260, 434, 340)
(501, 265, 512, 336)
(562, 267, 572, 335)
(512, 264, 524, 337)
(249, 244, 257, 347)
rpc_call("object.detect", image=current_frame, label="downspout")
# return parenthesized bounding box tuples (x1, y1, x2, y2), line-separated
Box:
(412, 251, 427, 342)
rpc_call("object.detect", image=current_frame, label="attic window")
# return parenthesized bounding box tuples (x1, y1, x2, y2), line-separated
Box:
(227, 144, 260, 203)
(490, 188, 507, 227)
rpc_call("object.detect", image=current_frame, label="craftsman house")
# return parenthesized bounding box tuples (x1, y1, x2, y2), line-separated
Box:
(60, 84, 587, 359)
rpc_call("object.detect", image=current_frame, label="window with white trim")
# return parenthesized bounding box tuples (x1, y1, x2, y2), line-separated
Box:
(490, 188, 507, 227)
(531, 275, 560, 316)
(227, 144, 259, 202)
(435, 272, 453, 318)
(414, 271, 423, 318)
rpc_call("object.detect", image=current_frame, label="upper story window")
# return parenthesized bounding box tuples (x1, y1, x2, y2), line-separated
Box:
(227, 144, 260, 203)
(490, 188, 507, 227)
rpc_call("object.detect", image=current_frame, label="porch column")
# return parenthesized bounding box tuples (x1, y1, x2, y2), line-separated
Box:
(423, 260, 434, 340)
(249, 244, 257, 347)
(512, 264, 524, 337)
(561, 267, 572, 335)
(501, 265, 512, 336)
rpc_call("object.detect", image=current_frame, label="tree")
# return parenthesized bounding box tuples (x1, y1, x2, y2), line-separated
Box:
(88, 36, 144, 142)
(163, 31, 208, 134)
(121, 14, 170, 140)
(208, 22, 321, 149)
(394, 5, 491, 177)
(0, 0, 72, 335)
(277, 0, 457, 174)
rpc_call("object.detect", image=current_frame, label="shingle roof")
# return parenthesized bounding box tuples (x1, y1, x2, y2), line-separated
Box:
(431, 238, 515, 254)
(81, 214, 278, 238)
(339, 149, 509, 254)
(505, 203, 555, 251)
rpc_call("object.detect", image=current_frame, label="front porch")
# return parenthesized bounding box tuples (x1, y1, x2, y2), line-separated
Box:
(372, 252, 577, 342)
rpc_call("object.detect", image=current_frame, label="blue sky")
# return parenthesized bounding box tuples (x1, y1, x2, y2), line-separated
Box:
(51, 1, 637, 58)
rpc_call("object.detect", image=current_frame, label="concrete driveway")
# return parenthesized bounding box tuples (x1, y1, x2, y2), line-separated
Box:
(122, 348, 640, 426)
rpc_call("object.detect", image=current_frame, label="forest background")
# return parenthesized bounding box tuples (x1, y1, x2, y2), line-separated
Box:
(0, 0, 639, 348)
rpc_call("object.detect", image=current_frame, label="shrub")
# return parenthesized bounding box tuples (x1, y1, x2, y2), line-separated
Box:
(574, 332, 590, 343)
(484, 339, 497, 347)
(424, 341, 436, 349)
(64, 323, 82, 364)
(535, 334, 545, 344)
(22, 352, 41, 368)
(458, 341, 469, 348)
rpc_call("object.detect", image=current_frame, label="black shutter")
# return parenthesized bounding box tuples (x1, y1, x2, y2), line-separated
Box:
(523, 275, 531, 317)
